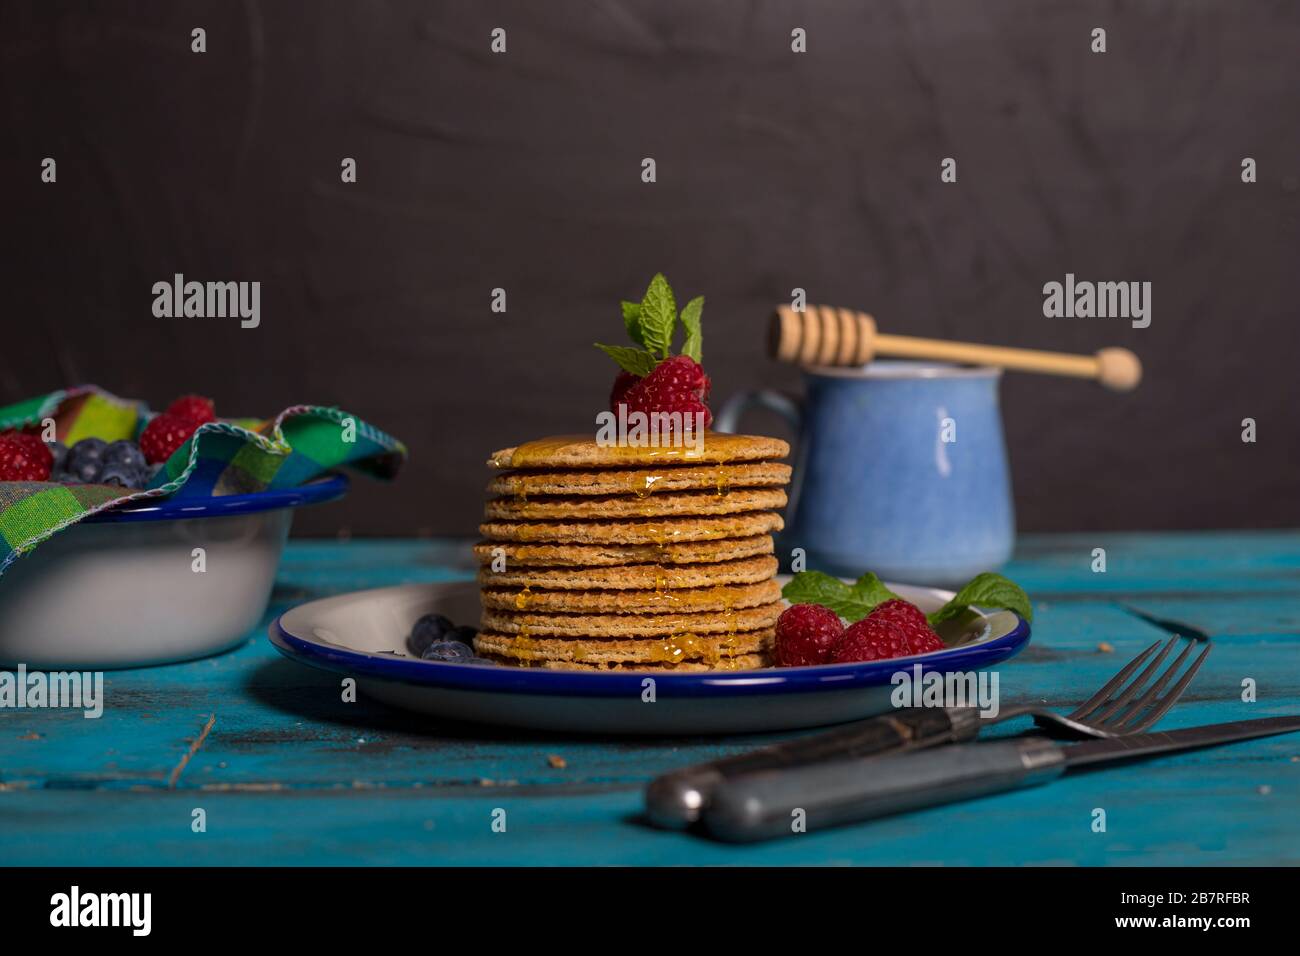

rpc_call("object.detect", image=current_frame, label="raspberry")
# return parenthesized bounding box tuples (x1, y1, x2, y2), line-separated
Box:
(139, 413, 200, 464)
(869, 599, 931, 632)
(613, 355, 712, 428)
(905, 627, 945, 655)
(0, 434, 53, 481)
(0, 431, 53, 472)
(165, 394, 216, 425)
(610, 370, 639, 408)
(832, 601, 945, 663)
(832, 616, 912, 663)
(774, 603, 844, 666)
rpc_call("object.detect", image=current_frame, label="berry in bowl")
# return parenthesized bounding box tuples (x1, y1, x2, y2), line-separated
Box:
(0, 387, 403, 669)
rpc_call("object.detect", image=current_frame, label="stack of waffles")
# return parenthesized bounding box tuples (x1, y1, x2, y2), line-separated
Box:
(473, 433, 792, 670)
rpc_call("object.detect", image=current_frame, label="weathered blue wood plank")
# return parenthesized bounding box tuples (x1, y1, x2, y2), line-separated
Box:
(2, 534, 1298, 865)
(2, 718, 1296, 866)
(1007, 532, 1300, 599)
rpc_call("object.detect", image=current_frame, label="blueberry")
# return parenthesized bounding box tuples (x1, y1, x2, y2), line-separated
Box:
(99, 462, 148, 489)
(421, 640, 475, 662)
(103, 440, 146, 470)
(448, 625, 478, 644)
(48, 441, 68, 470)
(66, 438, 108, 481)
(67, 437, 107, 466)
(71, 459, 103, 483)
(408, 613, 453, 655)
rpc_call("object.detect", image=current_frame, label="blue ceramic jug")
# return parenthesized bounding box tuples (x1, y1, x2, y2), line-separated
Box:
(716, 362, 1014, 586)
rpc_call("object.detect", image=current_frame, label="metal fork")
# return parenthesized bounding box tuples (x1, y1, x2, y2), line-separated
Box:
(645, 636, 1211, 828)
(998, 635, 1212, 739)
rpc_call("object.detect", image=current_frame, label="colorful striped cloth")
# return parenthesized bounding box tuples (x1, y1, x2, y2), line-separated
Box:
(0, 386, 406, 575)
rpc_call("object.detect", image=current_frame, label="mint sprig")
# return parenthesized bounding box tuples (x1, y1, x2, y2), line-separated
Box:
(594, 344, 657, 376)
(638, 273, 676, 358)
(595, 273, 705, 373)
(782, 569, 1032, 626)
(781, 571, 901, 622)
(927, 572, 1033, 625)
(620, 301, 645, 348)
(679, 296, 704, 363)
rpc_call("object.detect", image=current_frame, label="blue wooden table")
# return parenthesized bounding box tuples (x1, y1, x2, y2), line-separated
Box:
(2, 533, 1298, 866)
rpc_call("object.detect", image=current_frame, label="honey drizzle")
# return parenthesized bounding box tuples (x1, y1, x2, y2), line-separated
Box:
(652, 632, 719, 665)
(514, 624, 537, 668)
(654, 567, 667, 592)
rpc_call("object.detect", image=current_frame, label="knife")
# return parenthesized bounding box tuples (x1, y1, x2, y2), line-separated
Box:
(650, 629, 1214, 828)
(701, 714, 1300, 842)
(645, 708, 979, 829)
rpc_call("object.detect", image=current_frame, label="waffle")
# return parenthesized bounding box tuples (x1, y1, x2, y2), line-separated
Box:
(475, 432, 789, 670)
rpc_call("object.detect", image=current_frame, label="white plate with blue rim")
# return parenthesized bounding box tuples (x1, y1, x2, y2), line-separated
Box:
(269, 578, 1030, 734)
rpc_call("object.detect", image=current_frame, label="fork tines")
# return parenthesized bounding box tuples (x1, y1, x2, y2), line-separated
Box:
(1069, 637, 1212, 734)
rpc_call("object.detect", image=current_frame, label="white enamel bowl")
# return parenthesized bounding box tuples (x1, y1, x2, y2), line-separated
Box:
(0, 474, 348, 669)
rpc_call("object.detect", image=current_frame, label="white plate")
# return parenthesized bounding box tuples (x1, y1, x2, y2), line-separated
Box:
(269, 578, 1030, 734)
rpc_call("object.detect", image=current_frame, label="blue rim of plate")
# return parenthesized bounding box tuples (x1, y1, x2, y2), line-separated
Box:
(85, 472, 350, 523)
(269, 604, 1031, 699)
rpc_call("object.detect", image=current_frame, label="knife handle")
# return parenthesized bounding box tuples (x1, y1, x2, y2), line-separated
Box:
(645, 707, 982, 829)
(702, 737, 1067, 842)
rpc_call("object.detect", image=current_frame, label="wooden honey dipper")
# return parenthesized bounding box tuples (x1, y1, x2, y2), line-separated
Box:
(769, 305, 1142, 391)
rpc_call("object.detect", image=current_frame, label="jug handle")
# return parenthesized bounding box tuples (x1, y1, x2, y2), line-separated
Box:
(714, 390, 806, 546)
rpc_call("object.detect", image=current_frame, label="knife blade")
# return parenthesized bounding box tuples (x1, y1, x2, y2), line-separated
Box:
(702, 714, 1300, 842)
(1062, 714, 1300, 766)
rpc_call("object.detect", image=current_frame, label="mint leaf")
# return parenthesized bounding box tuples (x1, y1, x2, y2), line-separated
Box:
(927, 572, 1033, 626)
(781, 570, 901, 622)
(621, 301, 645, 348)
(594, 343, 657, 376)
(679, 296, 704, 363)
(639, 273, 676, 358)
(848, 572, 902, 612)
(782, 571, 852, 614)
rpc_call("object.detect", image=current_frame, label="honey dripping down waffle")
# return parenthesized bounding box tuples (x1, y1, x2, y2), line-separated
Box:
(475, 274, 790, 670)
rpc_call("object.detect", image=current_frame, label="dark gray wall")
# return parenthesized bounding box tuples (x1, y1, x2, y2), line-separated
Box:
(3, 1, 1297, 536)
